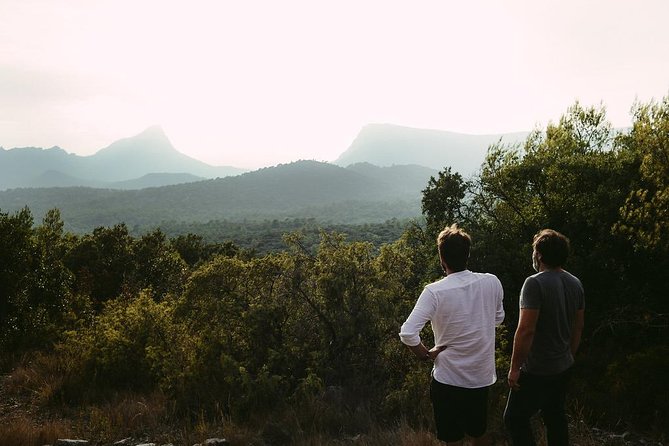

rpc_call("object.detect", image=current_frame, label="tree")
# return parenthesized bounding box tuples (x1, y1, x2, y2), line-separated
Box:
(32, 209, 74, 338)
(421, 167, 468, 237)
(0, 208, 75, 349)
(171, 233, 240, 267)
(0, 208, 36, 348)
(615, 95, 669, 252)
(131, 228, 187, 299)
(472, 103, 638, 314)
(280, 232, 385, 389)
(64, 224, 134, 305)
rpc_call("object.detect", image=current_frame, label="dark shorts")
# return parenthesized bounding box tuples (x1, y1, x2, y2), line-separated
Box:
(430, 378, 490, 443)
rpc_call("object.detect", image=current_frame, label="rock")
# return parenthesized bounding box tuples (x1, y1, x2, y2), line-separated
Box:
(55, 441, 90, 446)
(204, 439, 230, 446)
(113, 439, 133, 445)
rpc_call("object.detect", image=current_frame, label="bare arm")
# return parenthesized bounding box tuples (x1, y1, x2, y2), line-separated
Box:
(508, 308, 539, 390)
(570, 309, 585, 355)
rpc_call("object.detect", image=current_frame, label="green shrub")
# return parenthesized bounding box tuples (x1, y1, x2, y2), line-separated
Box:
(58, 291, 175, 398)
(605, 345, 669, 431)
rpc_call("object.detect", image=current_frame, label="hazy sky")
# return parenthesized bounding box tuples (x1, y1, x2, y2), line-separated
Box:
(1, 0, 668, 169)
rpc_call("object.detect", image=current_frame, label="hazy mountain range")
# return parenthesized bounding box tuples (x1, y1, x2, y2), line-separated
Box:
(1, 124, 527, 191)
(0, 124, 529, 230)
(0, 126, 244, 190)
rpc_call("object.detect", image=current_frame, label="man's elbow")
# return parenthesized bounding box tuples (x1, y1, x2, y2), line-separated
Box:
(399, 332, 420, 347)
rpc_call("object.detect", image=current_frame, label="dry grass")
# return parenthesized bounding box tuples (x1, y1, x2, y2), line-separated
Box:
(3, 351, 66, 405)
(0, 353, 661, 446)
(82, 392, 175, 442)
(0, 402, 654, 446)
(0, 416, 72, 446)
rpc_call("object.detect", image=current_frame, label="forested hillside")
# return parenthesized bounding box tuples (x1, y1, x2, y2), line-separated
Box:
(0, 98, 667, 445)
(0, 161, 436, 232)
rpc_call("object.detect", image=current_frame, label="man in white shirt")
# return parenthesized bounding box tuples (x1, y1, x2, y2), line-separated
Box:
(400, 224, 505, 446)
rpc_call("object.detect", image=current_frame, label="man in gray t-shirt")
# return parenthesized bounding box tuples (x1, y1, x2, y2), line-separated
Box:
(521, 270, 585, 375)
(504, 229, 585, 446)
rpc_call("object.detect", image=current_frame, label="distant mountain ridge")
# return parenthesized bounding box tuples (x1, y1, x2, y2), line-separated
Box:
(0, 160, 438, 232)
(0, 123, 536, 231)
(26, 169, 206, 190)
(0, 126, 245, 190)
(1, 124, 531, 190)
(334, 123, 529, 175)
(110, 173, 206, 190)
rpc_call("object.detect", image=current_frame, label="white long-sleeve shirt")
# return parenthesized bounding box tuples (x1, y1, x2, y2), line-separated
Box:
(399, 270, 505, 388)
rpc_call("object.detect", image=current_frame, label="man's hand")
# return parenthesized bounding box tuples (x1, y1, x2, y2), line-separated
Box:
(508, 368, 521, 390)
(408, 343, 446, 361)
(428, 345, 447, 360)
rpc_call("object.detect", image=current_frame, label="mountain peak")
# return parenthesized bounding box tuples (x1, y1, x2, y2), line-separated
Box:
(135, 125, 168, 141)
(335, 124, 528, 175)
(96, 125, 176, 158)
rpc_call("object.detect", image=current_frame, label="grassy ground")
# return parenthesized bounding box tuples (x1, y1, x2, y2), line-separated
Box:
(0, 353, 660, 446)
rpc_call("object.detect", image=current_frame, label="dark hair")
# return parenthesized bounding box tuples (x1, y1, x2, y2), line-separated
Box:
(533, 229, 570, 268)
(437, 224, 471, 272)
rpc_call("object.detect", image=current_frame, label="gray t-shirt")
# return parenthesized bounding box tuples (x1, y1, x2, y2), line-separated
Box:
(520, 269, 585, 375)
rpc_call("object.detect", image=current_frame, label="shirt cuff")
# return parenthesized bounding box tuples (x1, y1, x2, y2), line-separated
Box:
(398, 332, 421, 347)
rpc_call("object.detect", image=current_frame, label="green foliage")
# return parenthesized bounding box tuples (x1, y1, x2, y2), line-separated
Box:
(130, 229, 187, 299)
(150, 254, 291, 417)
(0, 208, 74, 350)
(421, 167, 468, 238)
(0, 207, 38, 348)
(64, 224, 134, 304)
(156, 217, 410, 255)
(382, 366, 433, 428)
(604, 345, 669, 430)
(615, 96, 669, 252)
(59, 291, 175, 395)
(170, 233, 239, 267)
(64, 225, 190, 306)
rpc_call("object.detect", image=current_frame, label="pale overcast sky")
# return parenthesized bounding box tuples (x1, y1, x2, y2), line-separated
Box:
(1, 0, 668, 169)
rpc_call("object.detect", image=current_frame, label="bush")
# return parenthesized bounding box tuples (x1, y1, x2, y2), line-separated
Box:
(58, 291, 175, 399)
(605, 345, 669, 431)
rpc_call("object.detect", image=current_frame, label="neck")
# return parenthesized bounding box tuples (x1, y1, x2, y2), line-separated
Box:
(539, 264, 563, 272)
(445, 267, 465, 275)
